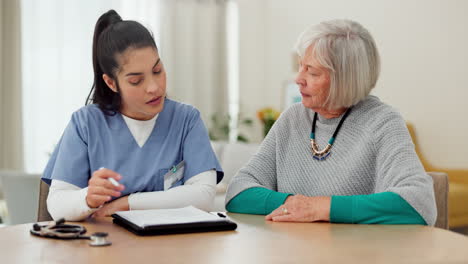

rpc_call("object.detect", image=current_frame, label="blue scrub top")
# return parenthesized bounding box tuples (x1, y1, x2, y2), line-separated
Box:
(42, 98, 223, 196)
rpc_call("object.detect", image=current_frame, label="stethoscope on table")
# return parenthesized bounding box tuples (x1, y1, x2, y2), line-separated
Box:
(30, 218, 112, 247)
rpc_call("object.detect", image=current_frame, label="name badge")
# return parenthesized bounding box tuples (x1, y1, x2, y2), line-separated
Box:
(163, 160, 185, 190)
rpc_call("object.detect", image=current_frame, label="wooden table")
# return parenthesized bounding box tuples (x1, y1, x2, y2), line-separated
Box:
(1, 213, 468, 263)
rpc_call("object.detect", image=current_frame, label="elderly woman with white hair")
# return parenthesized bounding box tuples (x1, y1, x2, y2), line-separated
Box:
(225, 19, 437, 225)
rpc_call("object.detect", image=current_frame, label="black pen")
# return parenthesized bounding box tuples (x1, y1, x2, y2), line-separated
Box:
(217, 212, 226, 218)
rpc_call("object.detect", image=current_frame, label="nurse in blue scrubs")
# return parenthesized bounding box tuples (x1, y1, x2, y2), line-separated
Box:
(42, 10, 223, 221)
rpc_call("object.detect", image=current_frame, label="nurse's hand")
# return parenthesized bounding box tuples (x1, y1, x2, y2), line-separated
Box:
(92, 196, 129, 217)
(265, 195, 331, 222)
(86, 168, 125, 209)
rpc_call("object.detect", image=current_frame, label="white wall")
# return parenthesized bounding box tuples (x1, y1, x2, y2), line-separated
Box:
(238, 0, 468, 168)
(21, 0, 161, 173)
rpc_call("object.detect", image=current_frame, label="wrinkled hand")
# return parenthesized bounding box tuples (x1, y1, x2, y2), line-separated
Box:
(265, 195, 331, 222)
(86, 168, 125, 208)
(92, 196, 129, 217)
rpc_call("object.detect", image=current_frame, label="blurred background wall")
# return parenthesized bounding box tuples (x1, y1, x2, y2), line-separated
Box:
(0, 0, 467, 174)
(237, 0, 468, 168)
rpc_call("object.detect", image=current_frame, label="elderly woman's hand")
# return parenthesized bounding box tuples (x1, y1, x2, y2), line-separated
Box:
(265, 195, 331, 222)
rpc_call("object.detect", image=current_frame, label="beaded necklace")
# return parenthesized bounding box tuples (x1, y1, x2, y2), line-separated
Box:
(310, 108, 352, 160)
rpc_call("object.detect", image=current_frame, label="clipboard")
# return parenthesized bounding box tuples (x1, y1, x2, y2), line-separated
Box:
(111, 206, 237, 236)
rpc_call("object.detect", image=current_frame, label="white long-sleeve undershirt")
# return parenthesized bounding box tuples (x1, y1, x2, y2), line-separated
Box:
(47, 170, 217, 221)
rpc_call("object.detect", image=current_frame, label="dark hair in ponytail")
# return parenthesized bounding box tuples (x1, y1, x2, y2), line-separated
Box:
(86, 10, 157, 115)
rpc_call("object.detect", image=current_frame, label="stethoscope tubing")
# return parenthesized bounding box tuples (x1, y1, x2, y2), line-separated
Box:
(30, 218, 111, 246)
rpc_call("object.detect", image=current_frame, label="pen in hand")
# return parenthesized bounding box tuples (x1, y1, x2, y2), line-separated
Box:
(107, 178, 119, 187)
(108, 177, 120, 187)
(87, 167, 124, 208)
(99, 167, 124, 189)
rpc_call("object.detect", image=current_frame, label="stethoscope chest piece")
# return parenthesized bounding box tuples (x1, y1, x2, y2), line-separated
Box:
(89, 232, 112, 247)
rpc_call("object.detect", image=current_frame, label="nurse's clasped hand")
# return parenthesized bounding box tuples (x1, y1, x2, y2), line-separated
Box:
(86, 168, 125, 208)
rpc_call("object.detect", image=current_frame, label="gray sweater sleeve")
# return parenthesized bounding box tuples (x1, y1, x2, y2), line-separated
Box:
(225, 122, 279, 204)
(371, 109, 437, 226)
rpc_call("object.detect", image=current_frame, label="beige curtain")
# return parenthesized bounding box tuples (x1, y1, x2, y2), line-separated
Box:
(0, 0, 23, 170)
(158, 0, 229, 126)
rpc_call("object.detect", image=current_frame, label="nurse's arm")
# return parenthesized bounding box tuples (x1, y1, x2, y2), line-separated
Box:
(128, 170, 217, 211)
(47, 179, 98, 221)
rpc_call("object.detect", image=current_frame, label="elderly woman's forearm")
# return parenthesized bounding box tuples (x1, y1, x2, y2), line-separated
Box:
(226, 187, 292, 215)
(330, 192, 426, 225)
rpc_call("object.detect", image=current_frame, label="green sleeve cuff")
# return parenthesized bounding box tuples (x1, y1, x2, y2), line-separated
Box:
(226, 187, 292, 215)
(330, 195, 355, 223)
(265, 191, 292, 214)
(330, 192, 427, 225)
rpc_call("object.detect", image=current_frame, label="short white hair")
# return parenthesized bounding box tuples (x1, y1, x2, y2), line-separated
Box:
(295, 19, 380, 109)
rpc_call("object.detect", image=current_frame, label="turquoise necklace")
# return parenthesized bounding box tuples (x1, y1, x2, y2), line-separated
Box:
(310, 108, 352, 160)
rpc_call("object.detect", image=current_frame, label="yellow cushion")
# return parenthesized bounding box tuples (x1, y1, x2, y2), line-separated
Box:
(448, 182, 468, 227)
(407, 123, 468, 227)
